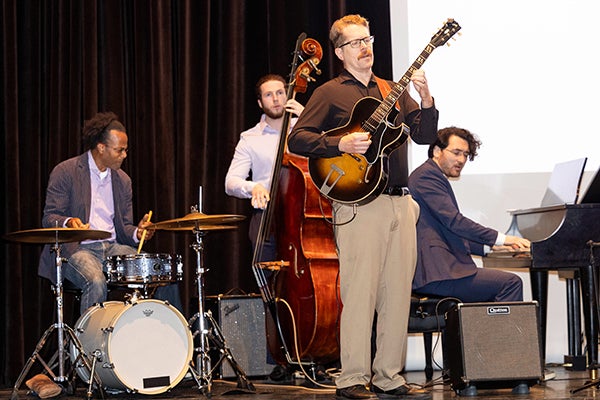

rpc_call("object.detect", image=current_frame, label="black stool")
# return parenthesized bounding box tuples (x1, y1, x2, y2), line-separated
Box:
(408, 294, 460, 380)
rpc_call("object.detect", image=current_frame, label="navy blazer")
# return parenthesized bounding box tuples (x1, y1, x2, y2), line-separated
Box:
(38, 153, 138, 282)
(408, 158, 498, 291)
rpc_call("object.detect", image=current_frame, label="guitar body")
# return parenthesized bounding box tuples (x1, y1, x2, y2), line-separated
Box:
(308, 96, 409, 204)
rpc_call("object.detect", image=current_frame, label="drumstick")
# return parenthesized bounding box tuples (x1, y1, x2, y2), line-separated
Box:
(136, 210, 152, 254)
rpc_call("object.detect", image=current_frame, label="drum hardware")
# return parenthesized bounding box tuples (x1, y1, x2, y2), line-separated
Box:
(151, 205, 252, 396)
(86, 350, 102, 400)
(4, 227, 109, 400)
(187, 226, 255, 397)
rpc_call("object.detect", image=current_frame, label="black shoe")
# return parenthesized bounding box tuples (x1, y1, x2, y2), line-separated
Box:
(372, 384, 432, 399)
(336, 384, 378, 399)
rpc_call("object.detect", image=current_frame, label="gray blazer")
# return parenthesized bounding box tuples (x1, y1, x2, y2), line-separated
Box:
(38, 153, 137, 282)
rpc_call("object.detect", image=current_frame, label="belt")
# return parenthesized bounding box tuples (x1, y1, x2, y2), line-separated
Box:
(383, 186, 410, 196)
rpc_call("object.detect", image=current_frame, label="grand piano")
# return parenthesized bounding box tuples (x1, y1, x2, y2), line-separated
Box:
(486, 166, 600, 373)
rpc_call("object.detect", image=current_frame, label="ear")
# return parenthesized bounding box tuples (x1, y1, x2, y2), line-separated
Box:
(432, 145, 442, 159)
(334, 47, 344, 62)
(257, 99, 263, 109)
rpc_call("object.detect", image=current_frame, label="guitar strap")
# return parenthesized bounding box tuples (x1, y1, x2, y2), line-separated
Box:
(374, 76, 401, 112)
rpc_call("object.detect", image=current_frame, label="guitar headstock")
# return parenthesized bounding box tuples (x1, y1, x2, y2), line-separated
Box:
(430, 18, 461, 48)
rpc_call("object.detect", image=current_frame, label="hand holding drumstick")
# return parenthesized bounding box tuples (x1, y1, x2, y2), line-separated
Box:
(136, 211, 154, 253)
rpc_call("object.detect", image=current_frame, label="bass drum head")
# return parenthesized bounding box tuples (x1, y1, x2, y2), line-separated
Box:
(71, 299, 192, 394)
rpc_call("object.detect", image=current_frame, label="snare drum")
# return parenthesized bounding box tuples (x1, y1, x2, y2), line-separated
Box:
(70, 299, 192, 394)
(104, 253, 183, 284)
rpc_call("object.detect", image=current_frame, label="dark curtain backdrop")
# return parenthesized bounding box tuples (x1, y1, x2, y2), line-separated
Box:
(0, 0, 392, 385)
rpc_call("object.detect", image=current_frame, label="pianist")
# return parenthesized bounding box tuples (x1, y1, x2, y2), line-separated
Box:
(408, 126, 530, 302)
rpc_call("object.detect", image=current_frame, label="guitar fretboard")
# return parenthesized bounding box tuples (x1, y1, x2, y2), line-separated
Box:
(363, 43, 436, 132)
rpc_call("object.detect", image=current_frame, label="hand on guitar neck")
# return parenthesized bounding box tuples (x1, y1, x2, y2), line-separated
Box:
(410, 69, 433, 108)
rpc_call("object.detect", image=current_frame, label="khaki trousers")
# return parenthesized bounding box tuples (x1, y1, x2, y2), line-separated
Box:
(333, 194, 419, 390)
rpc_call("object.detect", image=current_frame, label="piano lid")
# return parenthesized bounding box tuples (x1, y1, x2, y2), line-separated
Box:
(508, 204, 568, 242)
(507, 204, 600, 269)
(579, 164, 600, 204)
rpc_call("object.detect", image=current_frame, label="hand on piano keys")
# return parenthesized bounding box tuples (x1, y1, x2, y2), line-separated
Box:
(484, 245, 532, 268)
(503, 234, 531, 251)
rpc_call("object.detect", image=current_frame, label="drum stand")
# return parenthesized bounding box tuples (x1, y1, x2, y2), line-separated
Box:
(187, 228, 255, 397)
(10, 241, 103, 400)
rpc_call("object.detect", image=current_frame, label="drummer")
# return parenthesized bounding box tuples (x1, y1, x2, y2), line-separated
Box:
(38, 111, 183, 313)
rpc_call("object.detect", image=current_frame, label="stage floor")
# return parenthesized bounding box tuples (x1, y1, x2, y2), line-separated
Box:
(2, 365, 599, 400)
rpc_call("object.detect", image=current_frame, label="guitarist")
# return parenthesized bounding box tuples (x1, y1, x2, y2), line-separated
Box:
(287, 15, 437, 400)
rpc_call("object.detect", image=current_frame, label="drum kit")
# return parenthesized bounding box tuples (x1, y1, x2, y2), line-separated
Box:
(6, 208, 252, 399)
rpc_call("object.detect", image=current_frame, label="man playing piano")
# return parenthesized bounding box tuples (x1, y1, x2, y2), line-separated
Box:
(408, 126, 530, 302)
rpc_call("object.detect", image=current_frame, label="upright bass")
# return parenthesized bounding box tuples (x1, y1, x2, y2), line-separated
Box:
(252, 34, 340, 366)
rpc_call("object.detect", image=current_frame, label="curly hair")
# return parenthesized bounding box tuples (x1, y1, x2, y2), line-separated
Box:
(82, 112, 126, 150)
(428, 126, 481, 161)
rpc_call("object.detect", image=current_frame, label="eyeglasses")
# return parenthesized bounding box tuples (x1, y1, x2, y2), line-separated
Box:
(338, 35, 375, 49)
(444, 148, 471, 159)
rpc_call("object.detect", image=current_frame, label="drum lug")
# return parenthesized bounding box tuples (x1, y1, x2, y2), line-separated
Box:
(103, 362, 115, 370)
(101, 327, 114, 333)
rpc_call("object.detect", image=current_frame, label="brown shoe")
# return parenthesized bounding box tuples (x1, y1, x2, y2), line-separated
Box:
(372, 384, 432, 399)
(336, 384, 378, 399)
(25, 374, 63, 399)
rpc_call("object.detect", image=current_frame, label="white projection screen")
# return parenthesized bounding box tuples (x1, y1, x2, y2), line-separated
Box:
(390, 0, 600, 366)
(390, 0, 600, 175)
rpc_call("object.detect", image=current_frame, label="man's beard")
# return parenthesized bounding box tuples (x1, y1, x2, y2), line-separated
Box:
(264, 107, 284, 120)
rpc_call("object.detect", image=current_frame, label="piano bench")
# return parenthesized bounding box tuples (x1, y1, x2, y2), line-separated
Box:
(408, 294, 460, 381)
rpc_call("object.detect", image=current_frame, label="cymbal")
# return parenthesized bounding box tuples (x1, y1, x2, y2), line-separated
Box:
(3, 227, 111, 244)
(150, 212, 245, 231)
(155, 225, 238, 232)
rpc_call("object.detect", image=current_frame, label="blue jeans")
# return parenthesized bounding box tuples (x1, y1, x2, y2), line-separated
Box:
(65, 241, 183, 313)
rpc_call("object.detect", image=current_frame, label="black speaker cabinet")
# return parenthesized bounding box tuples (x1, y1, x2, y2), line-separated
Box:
(205, 294, 271, 378)
(446, 301, 543, 391)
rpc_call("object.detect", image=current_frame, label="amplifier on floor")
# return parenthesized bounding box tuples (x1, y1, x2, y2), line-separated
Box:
(445, 301, 543, 392)
(205, 294, 272, 378)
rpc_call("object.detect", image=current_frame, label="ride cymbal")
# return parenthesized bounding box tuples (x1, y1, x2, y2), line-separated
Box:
(150, 212, 245, 231)
(154, 224, 238, 232)
(3, 228, 111, 244)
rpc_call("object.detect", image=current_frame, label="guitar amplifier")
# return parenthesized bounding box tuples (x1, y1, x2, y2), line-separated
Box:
(445, 301, 543, 391)
(204, 294, 272, 378)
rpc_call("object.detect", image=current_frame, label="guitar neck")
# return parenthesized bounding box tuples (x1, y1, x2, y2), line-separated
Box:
(365, 42, 437, 131)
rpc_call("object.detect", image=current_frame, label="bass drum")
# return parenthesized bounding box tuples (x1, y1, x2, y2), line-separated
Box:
(70, 299, 192, 394)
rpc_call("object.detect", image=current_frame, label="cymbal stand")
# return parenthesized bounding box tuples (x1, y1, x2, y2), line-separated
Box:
(188, 228, 255, 397)
(11, 238, 103, 400)
(571, 240, 600, 394)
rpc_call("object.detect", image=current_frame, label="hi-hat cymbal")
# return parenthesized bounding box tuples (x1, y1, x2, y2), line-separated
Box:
(150, 212, 245, 231)
(3, 228, 111, 244)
